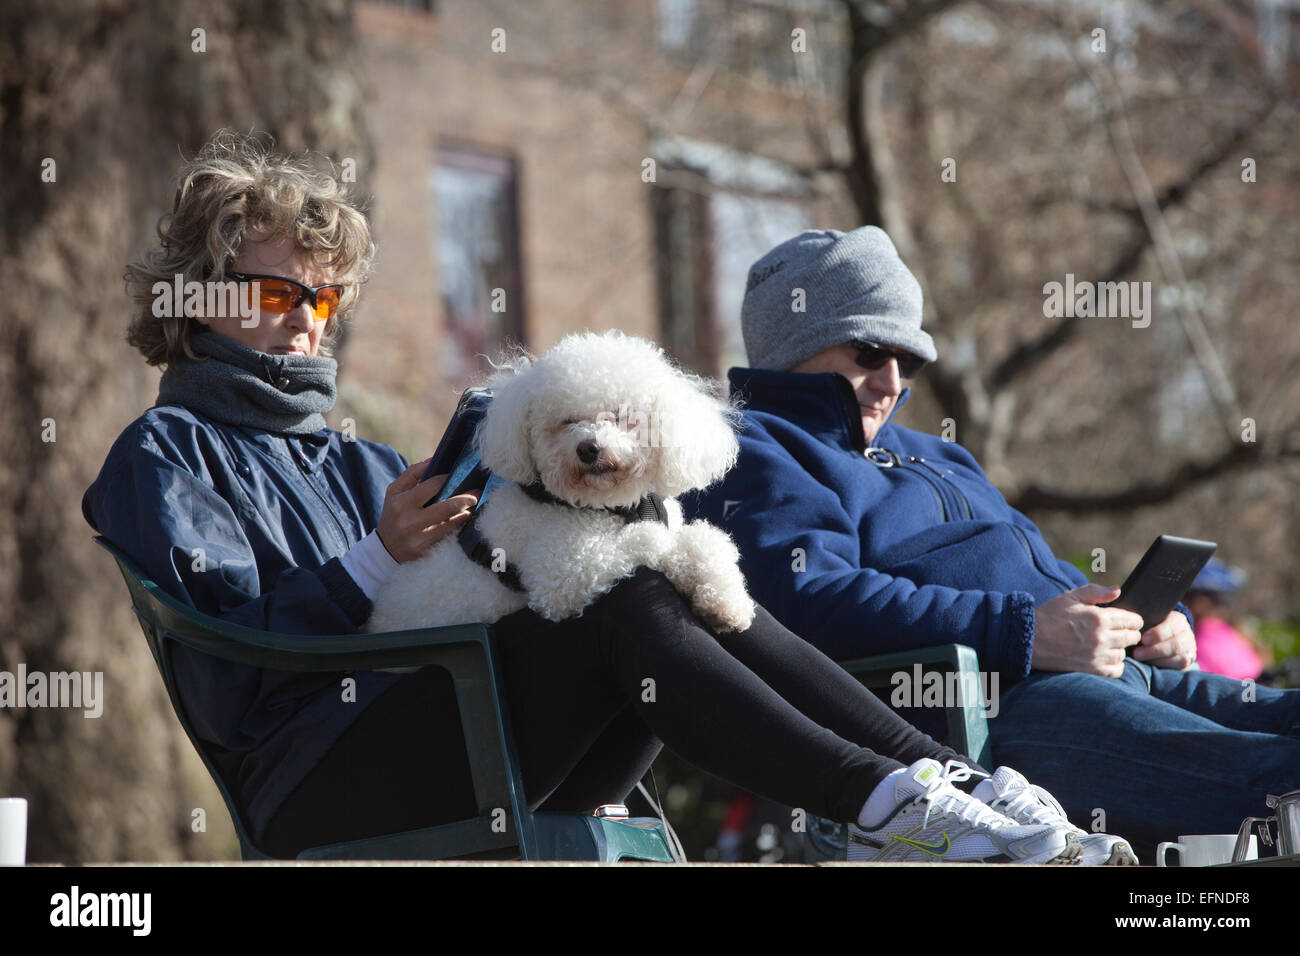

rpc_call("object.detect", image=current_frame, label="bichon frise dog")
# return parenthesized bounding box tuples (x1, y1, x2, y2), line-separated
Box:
(366, 330, 756, 634)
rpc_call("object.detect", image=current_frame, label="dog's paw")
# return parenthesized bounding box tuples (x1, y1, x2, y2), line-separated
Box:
(677, 520, 738, 558)
(690, 585, 756, 633)
(619, 520, 674, 562)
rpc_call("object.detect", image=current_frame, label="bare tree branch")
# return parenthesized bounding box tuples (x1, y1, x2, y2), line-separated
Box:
(1011, 436, 1300, 513)
(837, 0, 970, 224)
(989, 231, 1149, 388)
(1017, 106, 1273, 222)
(1135, 106, 1274, 214)
(849, 0, 969, 49)
(989, 8, 1273, 396)
(794, 17, 843, 176)
(842, 1, 885, 225)
(1060, 18, 1243, 441)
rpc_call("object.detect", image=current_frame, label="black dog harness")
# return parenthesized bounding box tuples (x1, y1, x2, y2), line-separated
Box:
(458, 481, 670, 593)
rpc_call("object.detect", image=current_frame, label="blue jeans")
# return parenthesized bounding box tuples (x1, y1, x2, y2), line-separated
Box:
(989, 659, 1300, 857)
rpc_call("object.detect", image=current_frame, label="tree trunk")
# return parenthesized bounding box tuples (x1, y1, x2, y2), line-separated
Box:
(0, 0, 371, 862)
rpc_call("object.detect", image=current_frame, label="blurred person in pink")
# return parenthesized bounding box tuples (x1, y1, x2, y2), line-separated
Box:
(1183, 560, 1268, 681)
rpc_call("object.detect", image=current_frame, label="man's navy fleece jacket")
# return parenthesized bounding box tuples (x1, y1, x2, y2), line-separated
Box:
(687, 367, 1099, 682)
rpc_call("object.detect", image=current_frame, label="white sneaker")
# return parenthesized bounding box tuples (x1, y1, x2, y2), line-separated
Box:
(970, 765, 1139, 866)
(847, 758, 1081, 864)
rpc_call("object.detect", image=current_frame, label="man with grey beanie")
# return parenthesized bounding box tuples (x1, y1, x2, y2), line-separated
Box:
(688, 225, 1300, 862)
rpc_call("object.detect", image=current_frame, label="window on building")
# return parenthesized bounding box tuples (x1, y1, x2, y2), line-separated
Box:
(431, 144, 525, 384)
(708, 191, 809, 373)
(657, 0, 699, 52)
(654, 185, 715, 374)
(654, 138, 812, 377)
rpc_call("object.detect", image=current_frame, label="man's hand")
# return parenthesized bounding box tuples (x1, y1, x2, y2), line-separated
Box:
(377, 460, 480, 564)
(1031, 584, 1145, 677)
(1131, 610, 1197, 670)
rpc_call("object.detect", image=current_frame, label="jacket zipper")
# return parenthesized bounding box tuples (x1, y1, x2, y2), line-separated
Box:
(286, 437, 355, 550)
(804, 372, 1073, 586)
(830, 374, 965, 524)
(901, 458, 950, 522)
(905, 456, 973, 520)
(863, 446, 948, 522)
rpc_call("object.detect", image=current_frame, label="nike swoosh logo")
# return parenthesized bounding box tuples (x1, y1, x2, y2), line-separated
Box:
(890, 832, 951, 857)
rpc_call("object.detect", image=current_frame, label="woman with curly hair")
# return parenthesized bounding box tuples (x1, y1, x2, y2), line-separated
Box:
(83, 129, 1103, 864)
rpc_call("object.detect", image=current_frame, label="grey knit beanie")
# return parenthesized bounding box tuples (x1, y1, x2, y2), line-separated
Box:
(740, 226, 936, 371)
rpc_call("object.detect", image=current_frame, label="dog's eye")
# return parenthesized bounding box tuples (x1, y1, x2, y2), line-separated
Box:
(562, 417, 578, 426)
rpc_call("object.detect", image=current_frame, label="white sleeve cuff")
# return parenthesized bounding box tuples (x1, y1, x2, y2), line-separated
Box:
(338, 530, 401, 601)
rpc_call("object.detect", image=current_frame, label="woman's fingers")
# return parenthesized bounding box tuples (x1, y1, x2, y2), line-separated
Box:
(379, 462, 451, 562)
(388, 458, 432, 495)
(380, 458, 483, 561)
(416, 492, 481, 548)
(416, 470, 448, 499)
(420, 492, 479, 530)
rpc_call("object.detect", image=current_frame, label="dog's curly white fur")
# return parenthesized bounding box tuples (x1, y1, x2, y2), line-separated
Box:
(366, 331, 756, 634)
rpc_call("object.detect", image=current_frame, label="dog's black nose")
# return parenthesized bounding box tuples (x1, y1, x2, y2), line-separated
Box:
(577, 439, 600, 464)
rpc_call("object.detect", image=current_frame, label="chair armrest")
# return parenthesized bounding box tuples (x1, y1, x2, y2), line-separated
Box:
(837, 644, 979, 686)
(95, 535, 489, 671)
(836, 643, 992, 767)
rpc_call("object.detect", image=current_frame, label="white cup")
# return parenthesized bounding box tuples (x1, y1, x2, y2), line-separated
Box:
(1157, 833, 1256, 867)
(0, 798, 27, 866)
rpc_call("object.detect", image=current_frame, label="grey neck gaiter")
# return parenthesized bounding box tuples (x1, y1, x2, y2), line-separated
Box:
(155, 331, 338, 435)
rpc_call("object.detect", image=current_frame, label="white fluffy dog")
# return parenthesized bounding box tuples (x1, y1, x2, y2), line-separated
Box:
(366, 331, 756, 634)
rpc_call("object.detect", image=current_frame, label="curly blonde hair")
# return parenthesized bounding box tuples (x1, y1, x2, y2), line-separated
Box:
(126, 129, 375, 366)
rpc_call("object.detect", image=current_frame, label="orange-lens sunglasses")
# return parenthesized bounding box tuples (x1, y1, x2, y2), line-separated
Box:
(231, 273, 345, 321)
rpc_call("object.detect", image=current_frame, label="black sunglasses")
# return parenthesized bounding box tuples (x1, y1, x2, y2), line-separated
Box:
(851, 340, 927, 379)
(229, 273, 346, 321)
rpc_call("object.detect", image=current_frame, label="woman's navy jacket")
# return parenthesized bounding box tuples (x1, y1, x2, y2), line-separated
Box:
(83, 403, 411, 844)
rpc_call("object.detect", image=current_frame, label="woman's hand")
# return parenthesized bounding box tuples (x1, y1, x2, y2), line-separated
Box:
(377, 460, 480, 564)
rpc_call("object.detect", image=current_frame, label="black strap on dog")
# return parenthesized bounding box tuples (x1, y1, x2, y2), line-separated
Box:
(519, 481, 670, 525)
(459, 481, 670, 592)
(458, 510, 526, 592)
(631, 491, 670, 525)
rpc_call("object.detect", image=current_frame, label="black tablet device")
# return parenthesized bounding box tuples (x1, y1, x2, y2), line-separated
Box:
(1112, 534, 1217, 633)
(419, 386, 493, 508)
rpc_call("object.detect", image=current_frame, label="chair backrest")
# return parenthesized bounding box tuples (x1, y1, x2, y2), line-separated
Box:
(92, 535, 531, 860)
(95, 537, 276, 858)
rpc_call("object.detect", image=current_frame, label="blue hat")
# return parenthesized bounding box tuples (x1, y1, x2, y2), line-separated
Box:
(1190, 558, 1246, 595)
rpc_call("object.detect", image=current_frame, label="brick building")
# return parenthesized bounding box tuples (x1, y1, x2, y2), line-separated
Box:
(341, 0, 853, 459)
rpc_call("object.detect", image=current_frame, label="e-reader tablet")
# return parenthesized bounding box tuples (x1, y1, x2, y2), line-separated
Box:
(419, 387, 493, 508)
(1112, 534, 1217, 633)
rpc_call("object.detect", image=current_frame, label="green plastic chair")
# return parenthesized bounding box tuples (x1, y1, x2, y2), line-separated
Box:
(804, 643, 995, 861)
(839, 644, 993, 769)
(93, 536, 676, 863)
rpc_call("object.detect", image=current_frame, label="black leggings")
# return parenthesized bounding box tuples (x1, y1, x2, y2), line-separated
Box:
(263, 568, 969, 858)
